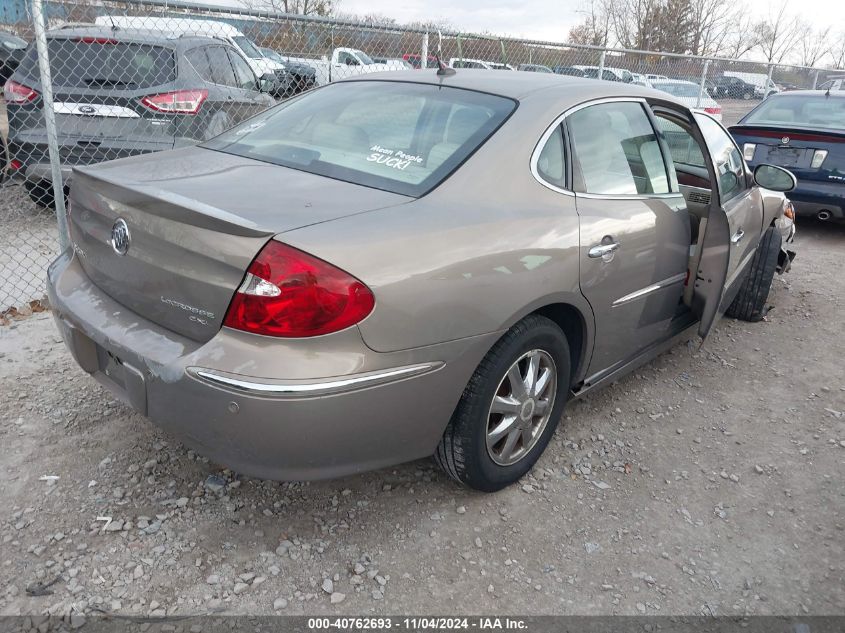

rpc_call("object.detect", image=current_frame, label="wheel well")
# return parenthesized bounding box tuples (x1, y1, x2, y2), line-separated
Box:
(532, 303, 587, 386)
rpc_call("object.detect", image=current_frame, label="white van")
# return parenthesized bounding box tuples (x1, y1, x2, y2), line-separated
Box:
(94, 16, 283, 78)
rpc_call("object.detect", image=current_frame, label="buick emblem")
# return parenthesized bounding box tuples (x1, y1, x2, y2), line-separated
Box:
(110, 218, 130, 256)
(78, 104, 96, 115)
(781, 136, 790, 144)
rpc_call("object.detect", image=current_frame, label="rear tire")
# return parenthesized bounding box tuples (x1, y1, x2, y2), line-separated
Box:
(435, 315, 570, 492)
(725, 226, 781, 322)
(25, 181, 55, 209)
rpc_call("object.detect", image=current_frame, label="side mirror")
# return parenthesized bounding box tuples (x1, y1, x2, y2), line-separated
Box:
(259, 72, 277, 94)
(345, 57, 358, 66)
(754, 164, 796, 192)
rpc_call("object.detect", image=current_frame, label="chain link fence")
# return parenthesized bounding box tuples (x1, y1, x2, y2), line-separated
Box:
(0, 0, 835, 318)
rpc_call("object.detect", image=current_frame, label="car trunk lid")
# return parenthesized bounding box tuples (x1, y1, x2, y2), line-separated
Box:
(730, 125, 845, 177)
(69, 146, 410, 342)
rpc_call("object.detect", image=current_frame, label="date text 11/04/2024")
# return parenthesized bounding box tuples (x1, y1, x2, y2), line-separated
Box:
(307, 617, 529, 630)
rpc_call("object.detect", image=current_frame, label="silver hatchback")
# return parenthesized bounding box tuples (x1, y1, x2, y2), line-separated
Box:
(48, 71, 797, 491)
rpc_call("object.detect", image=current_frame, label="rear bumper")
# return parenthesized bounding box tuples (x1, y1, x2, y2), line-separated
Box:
(47, 250, 495, 481)
(7, 135, 172, 185)
(787, 182, 845, 220)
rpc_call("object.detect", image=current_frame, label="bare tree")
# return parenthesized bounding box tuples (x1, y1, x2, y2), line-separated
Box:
(752, 1, 798, 64)
(831, 32, 845, 69)
(720, 12, 758, 59)
(794, 21, 831, 67)
(242, 0, 338, 17)
(687, 0, 740, 56)
(606, 0, 662, 50)
(568, 0, 612, 47)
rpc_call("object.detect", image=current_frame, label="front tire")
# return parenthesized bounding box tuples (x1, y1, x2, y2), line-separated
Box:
(726, 226, 781, 322)
(435, 315, 570, 492)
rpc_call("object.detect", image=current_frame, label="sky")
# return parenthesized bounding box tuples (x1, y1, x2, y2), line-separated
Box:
(330, 0, 844, 43)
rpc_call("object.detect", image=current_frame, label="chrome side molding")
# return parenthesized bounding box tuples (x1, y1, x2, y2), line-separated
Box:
(189, 362, 443, 398)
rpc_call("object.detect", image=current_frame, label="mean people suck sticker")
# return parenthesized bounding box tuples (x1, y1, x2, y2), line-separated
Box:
(366, 144, 423, 170)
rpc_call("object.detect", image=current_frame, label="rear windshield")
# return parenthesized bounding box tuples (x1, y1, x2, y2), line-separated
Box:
(17, 38, 175, 89)
(204, 81, 516, 197)
(743, 95, 845, 130)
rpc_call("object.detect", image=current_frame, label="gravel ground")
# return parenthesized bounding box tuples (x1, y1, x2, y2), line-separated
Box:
(0, 218, 843, 620)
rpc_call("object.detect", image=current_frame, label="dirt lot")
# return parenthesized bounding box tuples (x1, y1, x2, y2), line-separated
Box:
(0, 216, 843, 620)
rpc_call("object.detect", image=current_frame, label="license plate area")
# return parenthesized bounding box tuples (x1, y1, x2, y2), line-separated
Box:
(766, 146, 806, 168)
(92, 344, 147, 415)
(96, 345, 127, 390)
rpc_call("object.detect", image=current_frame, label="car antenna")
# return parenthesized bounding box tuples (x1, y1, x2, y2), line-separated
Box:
(106, 14, 118, 31)
(435, 30, 455, 77)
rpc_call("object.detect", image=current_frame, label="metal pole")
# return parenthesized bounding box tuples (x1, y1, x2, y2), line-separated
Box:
(812, 69, 819, 89)
(421, 32, 428, 67)
(499, 39, 507, 66)
(765, 63, 775, 98)
(598, 49, 606, 80)
(696, 59, 710, 108)
(30, 0, 68, 250)
(456, 34, 463, 63)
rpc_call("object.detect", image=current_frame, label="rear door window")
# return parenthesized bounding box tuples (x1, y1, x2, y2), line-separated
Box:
(204, 81, 516, 197)
(534, 125, 566, 188)
(568, 101, 670, 195)
(227, 49, 257, 91)
(17, 38, 175, 89)
(205, 46, 237, 87)
(694, 113, 746, 201)
(185, 47, 214, 83)
(654, 116, 706, 167)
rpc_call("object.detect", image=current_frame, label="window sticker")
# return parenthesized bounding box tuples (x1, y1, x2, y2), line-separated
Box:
(366, 144, 423, 171)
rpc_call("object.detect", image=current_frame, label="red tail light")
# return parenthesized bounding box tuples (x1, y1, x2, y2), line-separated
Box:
(3, 80, 39, 104)
(704, 106, 722, 115)
(9, 158, 22, 171)
(223, 241, 375, 338)
(140, 89, 207, 115)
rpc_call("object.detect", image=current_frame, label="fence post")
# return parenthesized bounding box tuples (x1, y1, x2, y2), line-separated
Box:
(696, 59, 710, 108)
(812, 69, 819, 89)
(765, 63, 774, 98)
(456, 34, 463, 63)
(499, 39, 508, 66)
(597, 49, 606, 80)
(30, 0, 68, 251)
(421, 32, 428, 66)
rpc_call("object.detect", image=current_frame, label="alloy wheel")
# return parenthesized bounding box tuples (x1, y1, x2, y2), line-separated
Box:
(485, 349, 557, 466)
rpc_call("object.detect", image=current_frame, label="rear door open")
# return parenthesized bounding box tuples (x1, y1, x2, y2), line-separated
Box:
(649, 103, 732, 339)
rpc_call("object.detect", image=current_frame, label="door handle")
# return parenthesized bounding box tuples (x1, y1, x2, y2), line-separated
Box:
(588, 242, 620, 259)
(731, 229, 745, 244)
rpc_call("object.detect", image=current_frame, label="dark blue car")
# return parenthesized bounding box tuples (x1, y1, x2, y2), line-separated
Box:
(729, 90, 845, 222)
